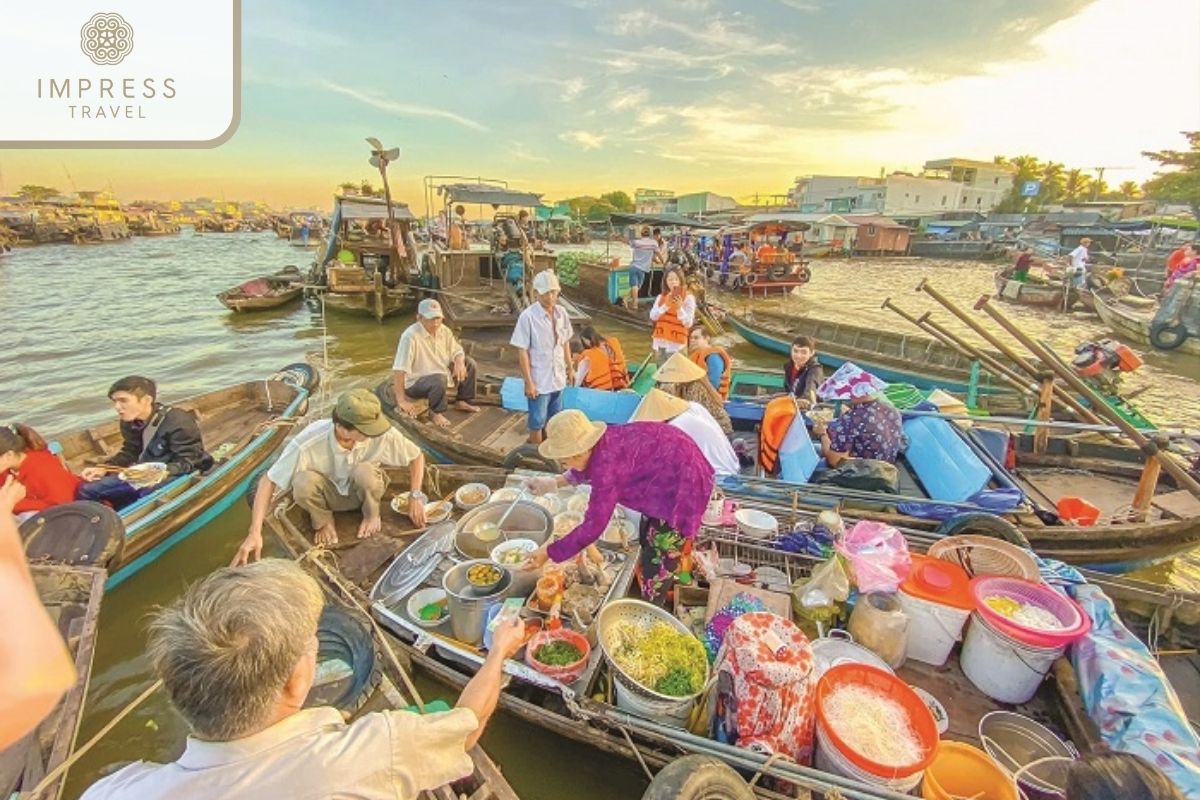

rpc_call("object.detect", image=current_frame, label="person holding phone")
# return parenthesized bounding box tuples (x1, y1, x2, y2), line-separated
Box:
(648, 267, 695, 363)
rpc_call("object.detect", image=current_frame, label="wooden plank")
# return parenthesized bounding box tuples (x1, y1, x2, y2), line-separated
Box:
(1152, 489, 1200, 519)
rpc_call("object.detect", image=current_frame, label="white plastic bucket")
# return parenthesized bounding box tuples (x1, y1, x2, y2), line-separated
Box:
(898, 590, 970, 666)
(961, 613, 1064, 704)
(813, 720, 924, 793)
(613, 673, 694, 726)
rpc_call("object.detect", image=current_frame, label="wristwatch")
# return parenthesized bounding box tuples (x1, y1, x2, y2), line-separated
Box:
(410, 491, 427, 502)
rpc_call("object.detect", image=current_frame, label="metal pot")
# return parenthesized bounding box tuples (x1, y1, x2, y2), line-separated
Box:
(442, 559, 513, 645)
(456, 500, 552, 596)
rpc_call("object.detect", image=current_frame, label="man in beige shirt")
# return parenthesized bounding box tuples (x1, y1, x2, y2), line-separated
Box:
(392, 299, 479, 428)
(80, 559, 524, 800)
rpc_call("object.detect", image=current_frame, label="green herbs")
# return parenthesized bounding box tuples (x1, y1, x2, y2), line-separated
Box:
(418, 601, 446, 621)
(534, 640, 584, 666)
(654, 667, 697, 697)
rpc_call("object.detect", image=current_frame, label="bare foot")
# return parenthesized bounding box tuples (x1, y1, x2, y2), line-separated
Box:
(314, 523, 339, 546)
(431, 412, 451, 428)
(357, 515, 382, 539)
(454, 400, 480, 413)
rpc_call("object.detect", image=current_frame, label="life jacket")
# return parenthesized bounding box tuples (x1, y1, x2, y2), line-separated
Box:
(689, 346, 731, 399)
(759, 396, 799, 475)
(652, 295, 689, 346)
(579, 338, 630, 391)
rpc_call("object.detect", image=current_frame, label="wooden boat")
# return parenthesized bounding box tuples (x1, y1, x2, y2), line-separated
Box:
(911, 240, 1004, 260)
(0, 564, 104, 800)
(44, 366, 314, 587)
(261, 463, 1200, 799)
(725, 308, 1016, 399)
(992, 269, 1096, 312)
(1094, 283, 1200, 356)
(216, 266, 305, 312)
(310, 195, 418, 322)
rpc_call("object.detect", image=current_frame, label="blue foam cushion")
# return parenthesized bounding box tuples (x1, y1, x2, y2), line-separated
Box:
(779, 415, 820, 483)
(500, 377, 529, 412)
(562, 387, 640, 424)
(902, 415, 991, 502)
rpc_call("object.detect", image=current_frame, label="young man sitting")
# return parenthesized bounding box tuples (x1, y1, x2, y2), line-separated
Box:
(232, 389, 426, 563)
(77, 376, 212, 509)
(392, 299, 480, 429)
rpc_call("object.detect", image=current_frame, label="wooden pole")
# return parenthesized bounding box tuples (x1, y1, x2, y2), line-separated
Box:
(975, 295, 1200, 499)
(1132, 454, 1163, 518)
(1034, 377, 1055, 455)
(917, 279, 1105, 425)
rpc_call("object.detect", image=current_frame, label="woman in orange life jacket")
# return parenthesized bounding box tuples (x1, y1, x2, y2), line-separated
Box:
(573, 326, 629, 390)
(687, 325, 731, 400)
(648, 267, 695, 364)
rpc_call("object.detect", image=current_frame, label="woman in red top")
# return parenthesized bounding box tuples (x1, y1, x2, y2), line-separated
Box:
(0, 424, 82, 517)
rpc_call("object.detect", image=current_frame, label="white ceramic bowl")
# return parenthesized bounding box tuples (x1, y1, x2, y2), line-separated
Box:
(455, 483, 492, 511)
(602, 517, 636, 545)
(490, 538, 538, 566)
(424, 500, 453, 524)
(492, 487, 522, 503)
(566, 493, 589, 514)
(552, 511, 583, 539)
(734, 508, 779, 539)
(406, 587, 449, 629)
(534, 494, 562, 515)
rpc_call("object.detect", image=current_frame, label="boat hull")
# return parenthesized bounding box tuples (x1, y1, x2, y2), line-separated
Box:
(1094, 290, 1200, 356)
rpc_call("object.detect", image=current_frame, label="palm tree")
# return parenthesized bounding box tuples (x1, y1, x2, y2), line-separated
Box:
(1063, 169, 1092, 203)
(1118, 181, 1141, 199)
(1040, 162, 1065, 204)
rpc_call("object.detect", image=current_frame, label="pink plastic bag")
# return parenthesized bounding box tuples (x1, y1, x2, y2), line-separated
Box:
(835, 520, 911, 593)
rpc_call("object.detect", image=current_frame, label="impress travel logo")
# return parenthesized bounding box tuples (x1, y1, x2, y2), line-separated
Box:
(1, 1, 241, 147)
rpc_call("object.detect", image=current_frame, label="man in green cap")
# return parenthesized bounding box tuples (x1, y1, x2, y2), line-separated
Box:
(232, 389, 427, 563)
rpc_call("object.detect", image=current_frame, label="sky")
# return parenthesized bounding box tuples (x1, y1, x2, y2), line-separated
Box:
(2, 0, 1198, 209)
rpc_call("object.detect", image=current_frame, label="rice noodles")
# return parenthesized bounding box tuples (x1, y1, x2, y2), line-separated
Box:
(822, 685, 925, 768)
(985, 595, 1065, 630)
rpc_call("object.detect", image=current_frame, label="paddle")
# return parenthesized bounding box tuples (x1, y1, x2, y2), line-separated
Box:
(628, 350, 655, 388)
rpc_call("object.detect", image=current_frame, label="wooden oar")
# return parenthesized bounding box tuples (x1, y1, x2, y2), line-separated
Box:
(627, 350, 655, 387)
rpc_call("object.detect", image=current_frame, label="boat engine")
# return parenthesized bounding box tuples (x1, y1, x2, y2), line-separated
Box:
(1071, 339, 1143, 394)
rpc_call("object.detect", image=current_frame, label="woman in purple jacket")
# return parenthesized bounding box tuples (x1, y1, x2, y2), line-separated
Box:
(522, 409, 714, 606)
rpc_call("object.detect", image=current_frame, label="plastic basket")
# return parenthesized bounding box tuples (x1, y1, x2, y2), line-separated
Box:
(970, 576, 1090, 648)
(524, 628, 590, 684)
(814, 663, 939, 779)
(1055, 496, 1101, 526)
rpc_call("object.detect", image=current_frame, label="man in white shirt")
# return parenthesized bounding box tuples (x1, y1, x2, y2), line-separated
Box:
(232, 389, 426, 562)
(80, 559, 524, 800)
(1067, 237, 1091, 288)
(392, 299, 479, 428)
(511, 270, 574, 445)
(627, 225, 659, 308)
(631, 388, 739, 476)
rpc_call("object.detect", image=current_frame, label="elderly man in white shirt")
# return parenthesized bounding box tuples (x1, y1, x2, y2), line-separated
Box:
(511, 270, 574, 445)
(232, 389, 426, 562)
(80, 559, 524, 800)
(392, 299, 479, 428)
(631, 388, 739, 476)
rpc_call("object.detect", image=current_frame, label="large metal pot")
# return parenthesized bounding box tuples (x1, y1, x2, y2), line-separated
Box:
(455, 500, 552, 596)
(442, 559, 513, 645)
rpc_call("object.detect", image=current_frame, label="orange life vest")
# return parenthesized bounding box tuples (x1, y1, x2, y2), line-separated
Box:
(652, 294, 689, 346)
(689, 346, 731, 399)
(580, 338, 630, 391)
(759, 396, 799, 475)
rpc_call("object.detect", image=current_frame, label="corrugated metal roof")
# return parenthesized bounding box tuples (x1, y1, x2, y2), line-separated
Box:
(440, 183, 543, 207)
(335, 195, 416, 221)
(844, 214, 908, 229)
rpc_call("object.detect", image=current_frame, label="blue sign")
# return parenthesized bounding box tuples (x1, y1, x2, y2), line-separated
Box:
(1021, 180, 1042, 197)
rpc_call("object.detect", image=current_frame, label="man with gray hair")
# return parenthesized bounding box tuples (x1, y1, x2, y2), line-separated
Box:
(81, 559, 524, 799)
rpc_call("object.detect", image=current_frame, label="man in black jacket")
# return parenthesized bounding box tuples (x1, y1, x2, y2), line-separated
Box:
(77, 376, 212, 508)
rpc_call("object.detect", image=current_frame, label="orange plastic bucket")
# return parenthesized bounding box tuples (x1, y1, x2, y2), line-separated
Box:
(922, 741, 1019, 800)
(1056, 496, 1100, 526)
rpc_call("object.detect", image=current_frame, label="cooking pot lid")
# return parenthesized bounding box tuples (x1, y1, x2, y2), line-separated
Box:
(369, 522, 456, 607)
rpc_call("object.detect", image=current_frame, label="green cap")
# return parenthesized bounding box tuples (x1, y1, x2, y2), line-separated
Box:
(334, 389, 391, 437)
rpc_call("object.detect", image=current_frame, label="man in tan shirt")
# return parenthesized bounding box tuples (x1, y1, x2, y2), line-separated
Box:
(80, 559, 524, 800)
(392, 299, 479, 428)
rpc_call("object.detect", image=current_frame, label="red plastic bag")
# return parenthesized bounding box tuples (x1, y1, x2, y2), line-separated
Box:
(835, 520, 911, 593)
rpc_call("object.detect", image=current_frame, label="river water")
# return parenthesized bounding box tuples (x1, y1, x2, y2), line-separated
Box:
(0, 231, 1196, 799)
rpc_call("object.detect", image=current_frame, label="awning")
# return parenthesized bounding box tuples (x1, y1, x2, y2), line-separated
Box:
(440, 183, 543, 207)
(605, 211, 719, 229)
(335, 195, 416, 221)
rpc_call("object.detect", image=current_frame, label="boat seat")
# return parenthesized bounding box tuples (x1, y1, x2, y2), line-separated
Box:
(778, 415, 819, 483)
(562, 387, 640, 424)
(902, 415, 991, 502)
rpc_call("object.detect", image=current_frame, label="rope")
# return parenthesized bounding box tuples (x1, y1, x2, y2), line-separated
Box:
(28, 679, 163, 797)
(747, 751, 785, 788)
(617, 724, 656, 782)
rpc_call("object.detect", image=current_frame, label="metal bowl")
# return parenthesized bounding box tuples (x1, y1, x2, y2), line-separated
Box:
(455, 500, 552, 560)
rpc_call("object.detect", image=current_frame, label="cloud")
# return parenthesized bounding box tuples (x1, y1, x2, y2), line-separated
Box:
(561, 77, 586, 101)
(510, 142, 549, 163)
(637, 108, 668, 128)
(318, 81, 489, 132)
(588, 47, 737, 81)
(559, 130, 606, 150)
(608, 10, 788, 55)
(777, 0, 821, 10)
(609, 87, 650, 111)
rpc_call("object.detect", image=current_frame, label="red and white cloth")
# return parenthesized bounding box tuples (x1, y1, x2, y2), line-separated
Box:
(816, 362, 888, 401)
(711, 612, 816, 765)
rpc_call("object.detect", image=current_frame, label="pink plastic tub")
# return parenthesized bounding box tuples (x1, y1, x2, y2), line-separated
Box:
(970, 576, 1090, 649)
